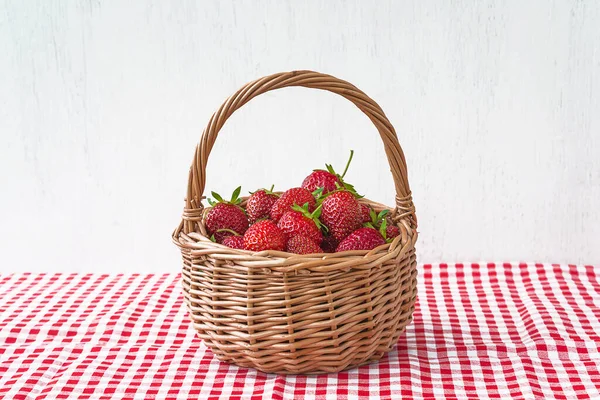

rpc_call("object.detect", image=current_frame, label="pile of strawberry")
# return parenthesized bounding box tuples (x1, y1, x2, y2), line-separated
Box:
(204, 151, 399, 254)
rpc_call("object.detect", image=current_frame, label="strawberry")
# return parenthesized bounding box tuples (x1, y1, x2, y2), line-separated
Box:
(270, 187, 316, 222)
(301, 150, 360, 196)
(320, 190, 362, 241)
(246, 185, 279, 223)
(320, 235, 338, 253)
(385, 224, 400, 240)
(360, 204, 372, 223)
(222, 235, 245, 249)
(243, 220, 286, 251)
(302, 170, 340, 194)
(277, 204, 323, 245)
(205, 187, 249, 243)
(286, 235, 322, 255)
(335, 227, 386, 252)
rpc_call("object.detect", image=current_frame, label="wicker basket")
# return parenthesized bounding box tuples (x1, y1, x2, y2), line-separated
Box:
(172, 70, 418, 374)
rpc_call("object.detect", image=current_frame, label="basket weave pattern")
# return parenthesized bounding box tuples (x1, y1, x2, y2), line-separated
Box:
(173, 71, 418, 374)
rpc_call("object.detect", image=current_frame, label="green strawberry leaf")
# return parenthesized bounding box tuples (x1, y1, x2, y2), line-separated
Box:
(342, 182, 363, 198)
(379, 218, 388, 239)
(231, 186, 242, 203)
(311, 204, 322, 219)
(291, 203, 325, 230)
(291, 202, 311, 215)
(369, 208, 377, 222)
(311, 205, 324, 230)
(211, 191, 224, 203)
(314, 221, 323, 230)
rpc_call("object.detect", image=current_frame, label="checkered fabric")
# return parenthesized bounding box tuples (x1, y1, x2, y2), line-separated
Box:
(1, 263, 599, 399)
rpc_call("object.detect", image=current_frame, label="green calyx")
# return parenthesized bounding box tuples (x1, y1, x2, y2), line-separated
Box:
(312, 187, 326, 203)
(208, 186, 243, 206)
(334, 181, 363, 199)
(364, 209, 394, 242)
(249, 184, 279, 197)
(380, 218, 390, 242)
(292, 203, 326, 231)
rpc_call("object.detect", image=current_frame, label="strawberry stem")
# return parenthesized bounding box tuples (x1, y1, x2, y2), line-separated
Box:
(312, 187, 325, 203)
(216, 228, 241, 236)
(310, 204, 322, 219)
(340, 150, 354, 179)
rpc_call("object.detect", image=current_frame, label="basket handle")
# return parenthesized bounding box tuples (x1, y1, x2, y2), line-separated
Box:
(182, 70, 416, 234)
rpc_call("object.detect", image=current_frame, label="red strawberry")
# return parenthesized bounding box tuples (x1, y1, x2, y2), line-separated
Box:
(336, 227, 386, 252)
(205, 187, 248, 243)
(320, 190, 362, 241)
(243, 220, 286, 252)
(360, 204, 372, 223)
(277, 204, 323, 245)
(385, 224, 400, 240)
(222, 235, 245, 249)
(286, 235, 322, 255)
(301, 150, 359, 195)
(246, 186, 279, 223)
(270, 187, 316, 222)
(302, 170, 340, 193)
(320, 235, 338, 253)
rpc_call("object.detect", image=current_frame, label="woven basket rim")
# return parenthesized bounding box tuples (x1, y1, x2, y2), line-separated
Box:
(173, 196, 416, 273)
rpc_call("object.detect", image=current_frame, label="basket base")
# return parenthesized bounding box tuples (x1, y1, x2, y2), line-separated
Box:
(199, 325, 411, 375)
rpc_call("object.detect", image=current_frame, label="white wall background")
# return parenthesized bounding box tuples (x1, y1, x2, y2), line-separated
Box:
(1, 0, 599, 273)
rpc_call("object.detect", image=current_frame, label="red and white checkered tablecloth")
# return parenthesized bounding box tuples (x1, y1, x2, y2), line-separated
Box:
(1, 263, 599, 399)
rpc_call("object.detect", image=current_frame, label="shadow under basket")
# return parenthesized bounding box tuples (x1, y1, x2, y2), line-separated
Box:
(172, 70, 418, 374)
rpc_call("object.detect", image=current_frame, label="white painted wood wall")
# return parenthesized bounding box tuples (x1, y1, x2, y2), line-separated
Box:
(1, 0, 598, 272)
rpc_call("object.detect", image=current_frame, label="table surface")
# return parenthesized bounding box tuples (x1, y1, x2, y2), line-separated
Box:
(1, 263, 599, 400)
